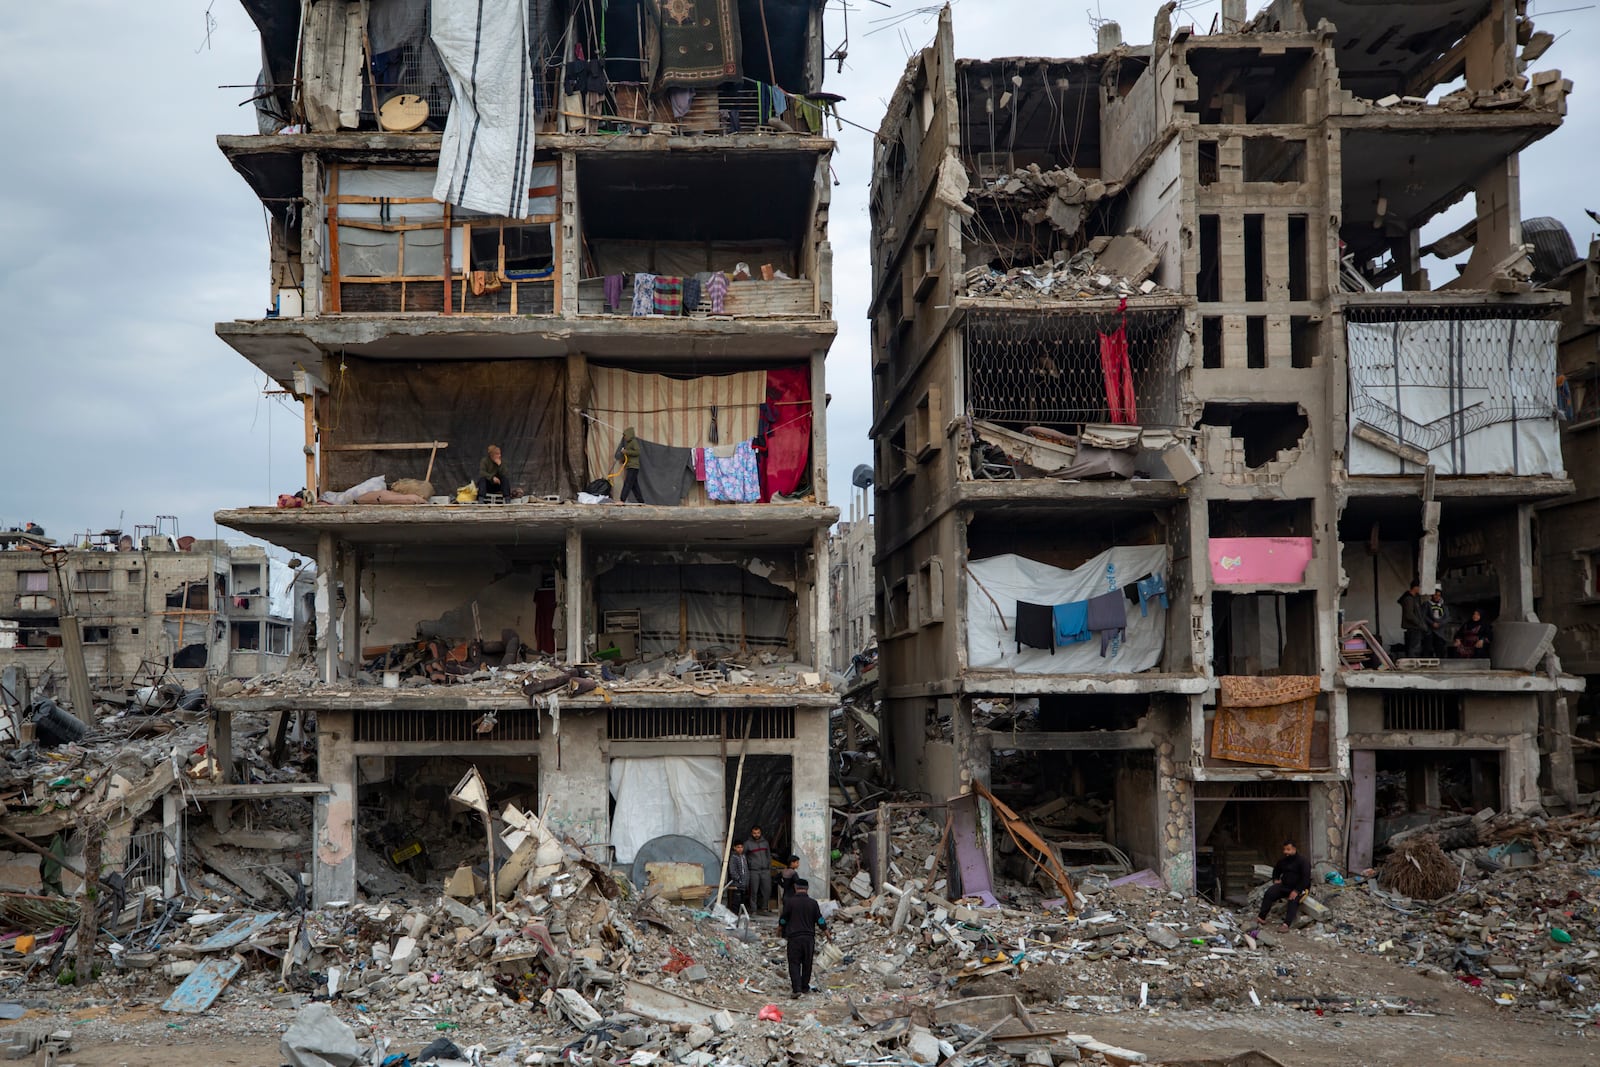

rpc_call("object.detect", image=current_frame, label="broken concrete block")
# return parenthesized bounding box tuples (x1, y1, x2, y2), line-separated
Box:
(551, 988, 603, 1030)
(1299, 895, 1329, 919)
(391, 935, 418, 973)
(906, 1027, 941, 1065)
(849, 870, 874, 898)
(686, 1024, 713, 1048)
(711, 1010, 735, 1033)
(444, 864, 482, 900)
(1144, 923, 1181, 950)
(682, 964, 709, 983)
(0, 852, 42, 894)
(1096, 234, 1160, 283)
(281, 1003, 363, 1067)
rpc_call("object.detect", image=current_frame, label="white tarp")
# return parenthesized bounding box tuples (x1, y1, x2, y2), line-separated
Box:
(1347, 318, 1562, 476)
(609, 756, 725, 864)
(431, 0, 534, 218)
(965, 547, 1169, 674)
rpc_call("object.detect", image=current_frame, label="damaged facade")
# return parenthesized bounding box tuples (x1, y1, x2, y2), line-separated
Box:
(868, 2, 1581, 898)
(213, 0, 838, 905)
(0, 526, 306, 696)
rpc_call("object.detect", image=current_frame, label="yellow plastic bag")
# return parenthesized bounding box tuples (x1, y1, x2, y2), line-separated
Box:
(455, 482, 478, 503)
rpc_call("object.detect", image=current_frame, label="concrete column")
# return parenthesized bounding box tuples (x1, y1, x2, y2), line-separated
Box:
(1544, 691, 1579, 805)
(161, 790, 183, 898)
(313, 709, 357, 906)
(565, 528, 584, 663)
(565, 353, 589, 497)
(340, 546, 360, 677)
(316, 531, 337, 683)
(560, 151, 579, 318)
(1456, 156, 1523, 289)
(810, 350, 829, 505)
(1157, 742, 1195, 894)
(791, 706, 832, 899)
(300, 154, 324, 316)
(539, 711, 611, 857)
(812, 528, 832, 677)
(1310, 780, 1346, 870)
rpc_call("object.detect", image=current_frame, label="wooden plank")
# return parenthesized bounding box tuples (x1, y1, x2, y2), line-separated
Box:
(336, 1, 369, 129)
(320, 441, 449, 452)
(184, 782, 330, 800)
(161, 957, 243, 1014)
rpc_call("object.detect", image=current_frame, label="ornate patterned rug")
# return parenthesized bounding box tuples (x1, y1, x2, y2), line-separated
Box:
(659, 0, 742, 88)
(1210, 676, 1321, 770)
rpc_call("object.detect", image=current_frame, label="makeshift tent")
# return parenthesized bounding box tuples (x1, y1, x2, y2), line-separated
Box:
(594, 563, 793, 657)
(1346, 318, 1562, 476)
(609, 756, 724, 864)
(965, 547, 1168, 674)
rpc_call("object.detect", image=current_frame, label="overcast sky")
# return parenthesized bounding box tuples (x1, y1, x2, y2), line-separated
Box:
(0, 1, 1594, 544)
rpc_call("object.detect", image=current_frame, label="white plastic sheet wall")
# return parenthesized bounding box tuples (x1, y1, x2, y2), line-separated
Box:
(964, 546, 1169, 674)
(1347, 318, 1562, 476)
(608, 756, 724, 864)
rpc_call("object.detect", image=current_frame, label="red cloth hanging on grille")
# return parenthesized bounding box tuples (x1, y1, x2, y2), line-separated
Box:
(1098, 299, 1137, 424)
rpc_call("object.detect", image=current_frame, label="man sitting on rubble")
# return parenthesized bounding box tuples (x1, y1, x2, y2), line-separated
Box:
(778, 878, 826, 998)
(1256, 840, 1312, 933)
(477, 444, 510, 501)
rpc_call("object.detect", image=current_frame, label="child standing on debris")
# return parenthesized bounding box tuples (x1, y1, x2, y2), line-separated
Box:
(726, 840, 749, 912)
(744, 826, 772, 912)
(1256, 840, 1312, 932)
(778, 878, 826, 998)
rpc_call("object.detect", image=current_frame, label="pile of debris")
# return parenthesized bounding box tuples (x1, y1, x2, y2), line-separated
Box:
(964, 235, 1164, 301)
(970, 163, 1119, 235)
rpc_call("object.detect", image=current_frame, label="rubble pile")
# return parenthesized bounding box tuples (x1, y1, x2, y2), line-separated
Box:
(1366, 68, 1571, 113)
(970, 164, 1118, 235)
(963, 235, 1164, 301)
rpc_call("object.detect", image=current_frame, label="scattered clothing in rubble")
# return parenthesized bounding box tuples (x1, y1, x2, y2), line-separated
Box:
(603, 273, 623, 312)
(653, 275, 683, 315)
(1050, 600, 1092, 646)
(634, 439, 695, 505)
(1136, 572, 1169, 616)
(1086, 590, 1128, 656)
(632, 273, 658, 316)
(705, 440, 760, 502)
(1015, 601, 1056, 653)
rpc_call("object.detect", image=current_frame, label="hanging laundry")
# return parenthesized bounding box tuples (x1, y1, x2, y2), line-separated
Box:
(682, 276, 702, 313)
(1098, 299, 1137, 424)
(1051, 601, 1092, 646)
(667, 87, 696, 118)
(693, 447, 707, 482)
(653, 275, 683, 315)
(705, 439, 761, 502)
(707, 404, 720, 444)
(1136, 572, 1169, 617)
(632, 273, 657, 316)
(603, 274, 623, 313)
(634, 440, 695, 505)
(705, 271, 730, 314)
(764, 83, 788, 120)
(757, 367, 812, 502)
(1086, 590, 1129, 656)
(1015, 602, 1056, 653)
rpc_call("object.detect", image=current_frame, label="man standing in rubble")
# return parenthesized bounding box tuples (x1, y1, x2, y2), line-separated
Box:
(744, 825, 773, 912)
(1256, 840, 1312, 933)
(778, 878, 826, 998)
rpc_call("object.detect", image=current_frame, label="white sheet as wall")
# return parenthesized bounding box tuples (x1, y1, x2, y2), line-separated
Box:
(1347, 319, 1562, 476)
(608, 756, 725, 864)
(965, 547, 1169, 673)
(432, 0, 535, 218)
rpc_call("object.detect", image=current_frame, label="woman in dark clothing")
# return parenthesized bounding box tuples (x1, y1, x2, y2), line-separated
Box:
(1452, 610, 1491, 659)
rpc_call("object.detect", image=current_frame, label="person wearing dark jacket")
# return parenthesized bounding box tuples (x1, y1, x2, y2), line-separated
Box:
(777, 878, 826, 997)
(478, 444, 510, 500)
(1257, 841, 1313, 931)
(1398, 581, 1426, 658)
(724, 841, 748, 913)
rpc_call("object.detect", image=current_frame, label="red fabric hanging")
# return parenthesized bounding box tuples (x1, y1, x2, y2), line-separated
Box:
(1098, 299, 1137, 425)
(757, 367, 812, 502)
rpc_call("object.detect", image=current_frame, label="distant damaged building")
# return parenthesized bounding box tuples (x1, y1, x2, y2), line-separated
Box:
(868, 3, 1579, 896)
(214, 0, 838, 903)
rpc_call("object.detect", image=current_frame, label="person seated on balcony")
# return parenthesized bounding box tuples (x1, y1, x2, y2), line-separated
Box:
(477, 444, 509, 500)
(1452, 609, 1492, 659)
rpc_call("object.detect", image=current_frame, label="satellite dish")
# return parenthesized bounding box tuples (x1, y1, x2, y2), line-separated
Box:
(851, 463, 875, 489)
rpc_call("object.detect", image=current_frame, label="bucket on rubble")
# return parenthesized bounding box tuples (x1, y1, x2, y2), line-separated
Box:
(382, 671, 400, 689)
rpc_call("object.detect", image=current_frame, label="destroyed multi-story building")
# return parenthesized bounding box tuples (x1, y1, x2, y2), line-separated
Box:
(868, 3, 1581, 897)
(0, 526, 305, 696)
(211, 0, 838, 903)
(827, 482, 876, 676)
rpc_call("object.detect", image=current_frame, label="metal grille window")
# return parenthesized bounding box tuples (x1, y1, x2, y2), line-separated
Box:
(606, 706, 796, 741)
(1381, 691, 1463, 731)
(354, 708, 540, 743)
(964, 308, 1184, 427)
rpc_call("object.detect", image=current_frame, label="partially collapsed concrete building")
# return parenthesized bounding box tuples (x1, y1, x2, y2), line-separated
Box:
(212, 0, 838, 904)
(868, 2, 1582, 897)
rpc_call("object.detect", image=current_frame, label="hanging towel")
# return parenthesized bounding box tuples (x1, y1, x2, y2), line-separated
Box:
(693, 447, 707, 481)
(653, 275, 683, 315)
(1136, 573, 1169, 616)
(1098, 299, 1137, 424)
(1086, 591, 1129, 656)
(632, 273, 658, 316)
(603, 274, 623, 312)
(1015, 601, 1056, 654)
(705, 439, 761, 502)
(683, 276, 702, 313)
(706, 271, 730, 313)
(634, 439, 696, 505)
(1051, 601, 1092, 646)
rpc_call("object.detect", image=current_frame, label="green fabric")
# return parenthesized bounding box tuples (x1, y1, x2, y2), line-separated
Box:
(479, 456, 506, 480)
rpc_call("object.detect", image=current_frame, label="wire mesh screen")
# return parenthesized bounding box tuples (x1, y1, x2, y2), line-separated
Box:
(964, 308, 1185, 427)
(1345, 304, 1561, 475)
(367, 0, 452, 119)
